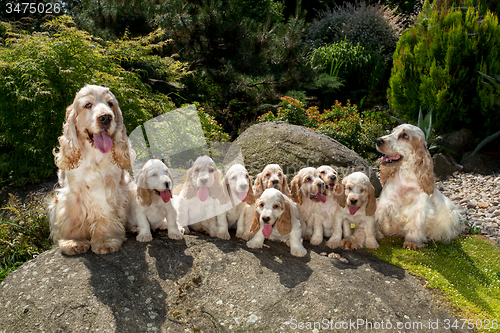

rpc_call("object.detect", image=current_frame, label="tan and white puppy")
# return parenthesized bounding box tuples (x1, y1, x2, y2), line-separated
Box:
(215, 164, 255, 240)
(175, 155, 228, 236)
(127, 159, 183, 242)
(376, 124, 463, 250)
(316, 165, 346, 249)
(337, 172, 379, 250)
(290, 167, 326, 245)
(246, 188, 307, 257)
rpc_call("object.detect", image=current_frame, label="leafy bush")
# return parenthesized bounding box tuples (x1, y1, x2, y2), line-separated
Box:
(258, 97, 384, 158)
(0, 16, 188, 186)
(305, 2, 401, 58)
(387, 0, 500, 136)
(0, 194, 52, 282)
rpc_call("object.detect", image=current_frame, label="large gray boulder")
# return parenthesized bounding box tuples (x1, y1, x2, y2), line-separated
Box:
(0, 234, 466, 332)
(231, 122, 382, 196)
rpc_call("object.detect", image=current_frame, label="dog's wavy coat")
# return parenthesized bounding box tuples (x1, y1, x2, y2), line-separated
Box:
(175, 155, 228, 236)
(48, 85, 134, 255)
(246, 188, 307, 257)
(126, 159, 183, 242)
(290, 167, 327, 245)
(376, 124, 463, 250)
(215, 164, 255, 240)
(333, 172, 379, 250)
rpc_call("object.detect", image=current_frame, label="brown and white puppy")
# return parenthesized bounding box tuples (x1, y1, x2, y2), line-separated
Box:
(48, 85, 134, 255)
(316, 166, 346, 249)
(337, 172, 379, 250)
(174, 155, 228, 236)
(246, 188, 307, 257)
(214, 164, 256, 240)
(126, 159, 183, 242)
(290, 167, 326, 245)
(376, 124, 463, 250)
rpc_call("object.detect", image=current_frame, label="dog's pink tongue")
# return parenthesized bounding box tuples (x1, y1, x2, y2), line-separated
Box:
(349, 206, 359, 215)
(198, 186, 209, 202)
(93, 131, 113, 154)
(160, 190, 171, 203)
(238, 191, 247, 202)
(262, 224, 273, 239)
(317, 193, 326, 203)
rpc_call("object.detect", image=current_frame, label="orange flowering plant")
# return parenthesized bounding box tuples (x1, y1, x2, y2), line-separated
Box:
(259, 97, 384, 159)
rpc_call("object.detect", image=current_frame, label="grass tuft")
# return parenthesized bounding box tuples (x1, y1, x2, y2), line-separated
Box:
(369, 236, 500, 330)
(0, 193, 52, 282)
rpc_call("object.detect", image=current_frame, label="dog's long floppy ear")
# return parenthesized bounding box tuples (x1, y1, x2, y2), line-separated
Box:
(245, 175, 256, 205)
(281, 174, 292, 197)
(276, 198, 292, 235)
(166, 166, 174, 190)
(222, 173, 235, 207)
(252, 172, 265, 198)
(183, 167, 197, 199)
(112, 115, 133, 170)
(249, 208, 261, 234)
(136, 169, 152, 206)
(379, 164, 397, 186)
(366, 182, 377, 216)
(415, 145, 435, 195)
(334, 183, 346, 208)
(54, 103, 82, 170)
(210, 168, 230, 204)
(290, 176, 302, 205)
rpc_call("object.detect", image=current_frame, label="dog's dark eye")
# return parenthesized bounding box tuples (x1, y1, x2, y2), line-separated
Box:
(231, 176, 237, 180)
(320, 171, 325, 174)
(348, 186, 352, 191)
(209, 168, 214, 173)
(360, 188, 365, 193)
(273, 204, 279, 209)
(107, 102, 113, 108)
(278, 173, 282, 177)
(195, 168, 200, 173)
(152, 173, 157, 177)
(84, 103, 92, 109)
(306, 177, 311, 182)
(266, 173, 271, 177)
(259, 202, 264, 207)
(401, 133, 409, 139)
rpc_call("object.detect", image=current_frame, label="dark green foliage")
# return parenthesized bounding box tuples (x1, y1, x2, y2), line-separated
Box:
(388, 0, 500, 136)
(0, 194, 52, 282)
(0, 17, 188, 186)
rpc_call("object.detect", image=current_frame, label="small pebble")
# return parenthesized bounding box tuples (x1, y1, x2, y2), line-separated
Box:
(328, 253, 340, 259)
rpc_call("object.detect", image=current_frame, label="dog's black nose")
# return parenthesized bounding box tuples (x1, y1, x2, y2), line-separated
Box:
(272, 180, 279, 185)
(350, 199, 358, 205)
(240, 184, 247, 190)
(98, 114, 112, 126)
(376, 138, 384, 147)
(262, 216, 270, 223)
(330, 174, 337, 181)
(318, 182, 325, 188)
(200, 178, 208, 185)
(165, 182, 170, 189)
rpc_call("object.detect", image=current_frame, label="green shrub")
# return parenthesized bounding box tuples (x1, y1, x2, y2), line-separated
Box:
(305, 2, 401, 58)
(0, 194, 52, 282)
(0, 16, 188, 186)
(258, 97, 384, 159)
(387, 0, 500, 136)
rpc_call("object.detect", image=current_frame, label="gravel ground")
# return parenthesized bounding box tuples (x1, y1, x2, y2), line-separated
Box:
(436, 172, 500, 245)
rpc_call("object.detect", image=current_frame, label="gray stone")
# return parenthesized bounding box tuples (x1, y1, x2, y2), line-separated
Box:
(460, 151, 500, 175)
(435, 128, 475, 160)
(0, 235, 468, 332)
(433, 153, 463, 180)
(230, 121, 382, 196)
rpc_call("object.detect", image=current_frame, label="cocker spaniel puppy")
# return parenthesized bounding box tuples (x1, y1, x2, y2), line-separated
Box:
(336, 172, 379, 250)
(376, 124, 463, 250)
(215, 164, 255, 240)
(175, 155, 228, 236)
(48, 85, 134, 255)
(290, 167, 327, 245)
(126, 159, 183, 242)
(246, 188, 307, 257)
(316, 165, 346, 249)
(252, 164, 291, 198)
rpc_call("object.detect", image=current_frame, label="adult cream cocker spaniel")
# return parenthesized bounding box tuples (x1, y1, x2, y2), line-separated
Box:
(126, 159, 183, 242)
(376, 124, 463, 250)
(48, 85, 134, 255)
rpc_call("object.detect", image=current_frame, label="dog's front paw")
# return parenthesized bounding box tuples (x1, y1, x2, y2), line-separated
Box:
(365, 238, 379, 249)
(59, 239, 90, 255)
(403, 242, 421, 250)
(340, 238, 361, 250)
(240, 232, 254, 241)
(216, 232, 231, 240)
(291, 246, 307, 257)
(326, 239, 341, 249)
(310, 235, 323, 246)
(246, 239, 263, 249)
(168, 230, 184, 240)
(136, 233, 153, 242)
(92, 238, 123, 254)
